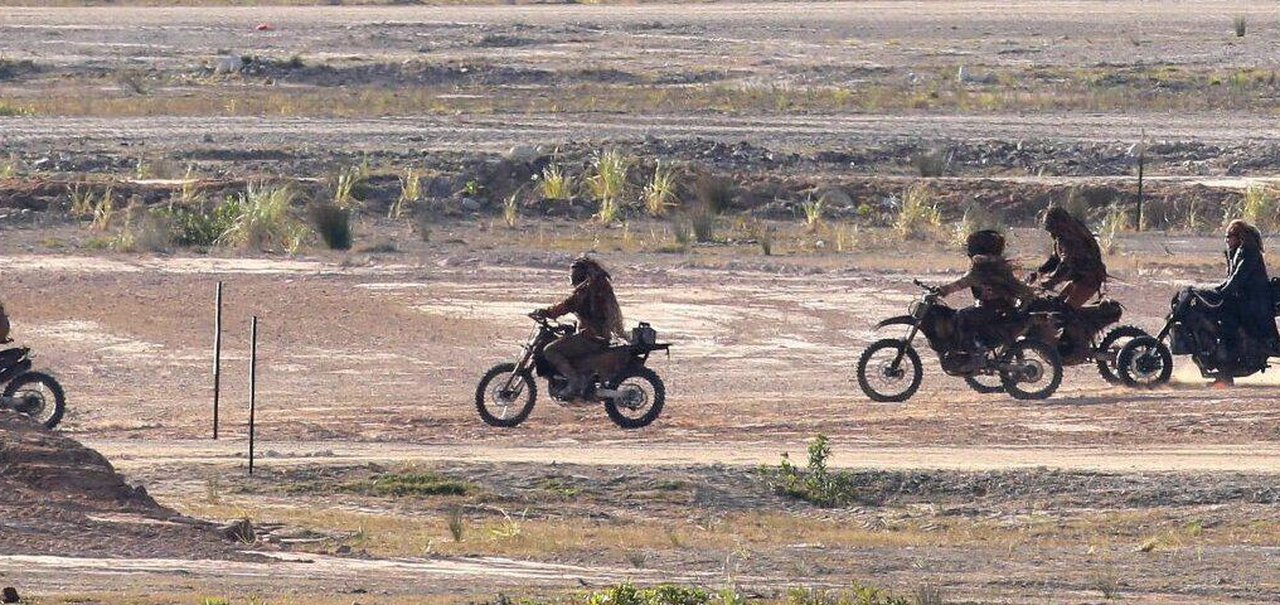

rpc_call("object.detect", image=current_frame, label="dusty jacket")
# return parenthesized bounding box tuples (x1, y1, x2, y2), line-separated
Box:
(543, 280, 627, 342)
(1039, 229, 1106, 288)
(938, 255, 1037, 309)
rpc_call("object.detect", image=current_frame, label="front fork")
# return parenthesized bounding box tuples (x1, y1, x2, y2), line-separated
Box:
(890, 324, 921, 369)
(500, 346, 535, 392)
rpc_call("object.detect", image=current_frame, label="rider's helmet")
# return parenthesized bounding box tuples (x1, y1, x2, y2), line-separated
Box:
(965, 229, 1005, 257)
(570, 255, 610, 286)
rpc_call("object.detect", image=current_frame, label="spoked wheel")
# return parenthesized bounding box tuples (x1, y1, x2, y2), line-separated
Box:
(604, 367, 665, 429)
(999, 340, 1063, 400)
(857, 338, 924, 403)
(475, 363, 537, 427)
(1095, 325, 1148, 384)
(963, 373, 1005, 394)
(1116, 336, 1174, 389)
(4, 371, 66, 429)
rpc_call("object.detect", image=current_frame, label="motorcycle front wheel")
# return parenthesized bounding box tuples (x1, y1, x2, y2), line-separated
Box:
(999, 340, 1063, 400)
(4, 371, 66, 429)
(1116, 336, 1174, 389)
(475, 363, 537, 427)
(857, 338, 924, 403)
(1095, 325, 1148, 384)
(604, 367, 665, 429)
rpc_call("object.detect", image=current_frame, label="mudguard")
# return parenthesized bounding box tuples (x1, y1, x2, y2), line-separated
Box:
(876, 315, 917, 329)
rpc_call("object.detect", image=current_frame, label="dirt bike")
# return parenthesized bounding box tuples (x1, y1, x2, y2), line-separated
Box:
(476, 313, 670, 429)
(958, 296, 1149, 394)
(0, 343, 66, 429)
(857, 280, 1064, 402)
(1115, 286, 1276, 388)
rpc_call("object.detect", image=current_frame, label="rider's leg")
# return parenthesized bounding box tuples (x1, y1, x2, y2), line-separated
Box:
(1061, 277, 1102, 308)
(544, 334, 605, 396)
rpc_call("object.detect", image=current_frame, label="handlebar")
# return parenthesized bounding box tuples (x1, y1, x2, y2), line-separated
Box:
(912, 279, 940, 295)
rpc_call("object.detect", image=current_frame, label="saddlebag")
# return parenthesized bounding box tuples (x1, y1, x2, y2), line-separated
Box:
(632, 322, 657, 347)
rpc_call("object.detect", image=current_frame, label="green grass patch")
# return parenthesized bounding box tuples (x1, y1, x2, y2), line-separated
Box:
(341, 472, 471, 498)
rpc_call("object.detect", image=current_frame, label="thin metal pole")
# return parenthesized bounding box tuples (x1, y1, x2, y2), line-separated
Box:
(248, 315, 257, 476)
(212, 281, 223, 440)
(1136, 151, 1145, 232)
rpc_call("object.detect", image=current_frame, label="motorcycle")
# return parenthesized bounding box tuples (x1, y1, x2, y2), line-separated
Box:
(857, 280, 1064, 402)
(476, 314, 670, 429)
(959, 296, 1149, 394)
(1115, 286, 1273, 388)
(0, 343, 66, 429)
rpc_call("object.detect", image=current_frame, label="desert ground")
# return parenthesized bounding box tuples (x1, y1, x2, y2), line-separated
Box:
(3, 2, 1280, 604)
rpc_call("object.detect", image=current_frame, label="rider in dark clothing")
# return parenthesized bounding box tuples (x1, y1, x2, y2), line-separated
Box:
(1216, 220, 1279, 363)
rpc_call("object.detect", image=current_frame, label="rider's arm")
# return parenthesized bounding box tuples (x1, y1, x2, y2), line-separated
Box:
(936, 272, 974, 298)
(539, 287, 586, 319)
(1218, 249, 1258, 298)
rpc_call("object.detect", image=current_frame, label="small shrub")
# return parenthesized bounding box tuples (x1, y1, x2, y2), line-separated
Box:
(309, 201, 352, 250)
(689, 206, 716, 242)
(587, 583, 712, 605)
(694, 174, 734, 214)
(0, 102, 34, 117)
(596, 196, 620, 225)
(893, 184, 942, 240)
(90, 188, 115, 231)
(746, 219, 774, 255)
(643, 161, 680, 217)
(912, 148, 951, 177)
(539, 164, 572, 200)
(1234, 15, 1247, 37)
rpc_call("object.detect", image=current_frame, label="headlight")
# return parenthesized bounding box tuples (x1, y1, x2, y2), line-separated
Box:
(909, 301, 925, 319)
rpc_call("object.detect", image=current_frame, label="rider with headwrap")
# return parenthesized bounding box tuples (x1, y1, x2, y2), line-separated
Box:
(1216, 220, 1279, 362)
(1028, 206, 1107, 308)
(937, 230, 1038, 351)
(532, 256, 629, 397)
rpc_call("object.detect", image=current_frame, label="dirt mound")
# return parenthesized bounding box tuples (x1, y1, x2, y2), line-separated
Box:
(0, 411, 247, 560)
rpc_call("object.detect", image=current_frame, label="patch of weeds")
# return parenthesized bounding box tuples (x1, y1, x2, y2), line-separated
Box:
(503, 192, 520, 229)
(333, 164, 368, 210)
(912, 583, 945, 605)
(643, 161, 679, 217)
(201, 598, 231, 605)
(589, 149, 630, 224)
(744, 218, 774, 255)
(1098, 204, 1132, 254)
(801, 195, 825, 231)
(447, 506, 465, 542)
(1093, 568, 1121, 599)
(912, 148, 952, 177)
(391, 167, 421, 219)
(892, 183, 942, 240)
(953, 203, 1004, 246)
(539, 164, 572, 200)
(586, 583, 712, 605)
(1234, 15, 1246, 37)
(625, 550, 648, 569)
(90, 187, 116, 232)
(0, 101, 34, 116)
(689, 205, 717, 243)
(216, 183, 307, 253)
(538, 478, 581, 499)
(160, 198, 241, 247)
(205, 477, 223, 505)
(309, 201, 352, 250)
(342, 471, 471, 498)
(1240, 184, 1278, 232)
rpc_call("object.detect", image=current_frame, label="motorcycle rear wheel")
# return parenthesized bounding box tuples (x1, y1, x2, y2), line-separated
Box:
(999, 340, 1063, 400)
(857, 338, 924, 402)
(4, 371, 65, 429)
(604, 367, 665, 429)
(475, 363, 537, 427)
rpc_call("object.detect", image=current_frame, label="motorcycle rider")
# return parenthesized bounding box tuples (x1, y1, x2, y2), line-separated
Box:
(1028, 206, 1107, 308)
(937, 230, 1039, 356)
(531, 255, 629, 398)
(1214, 219, 1279, 375)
